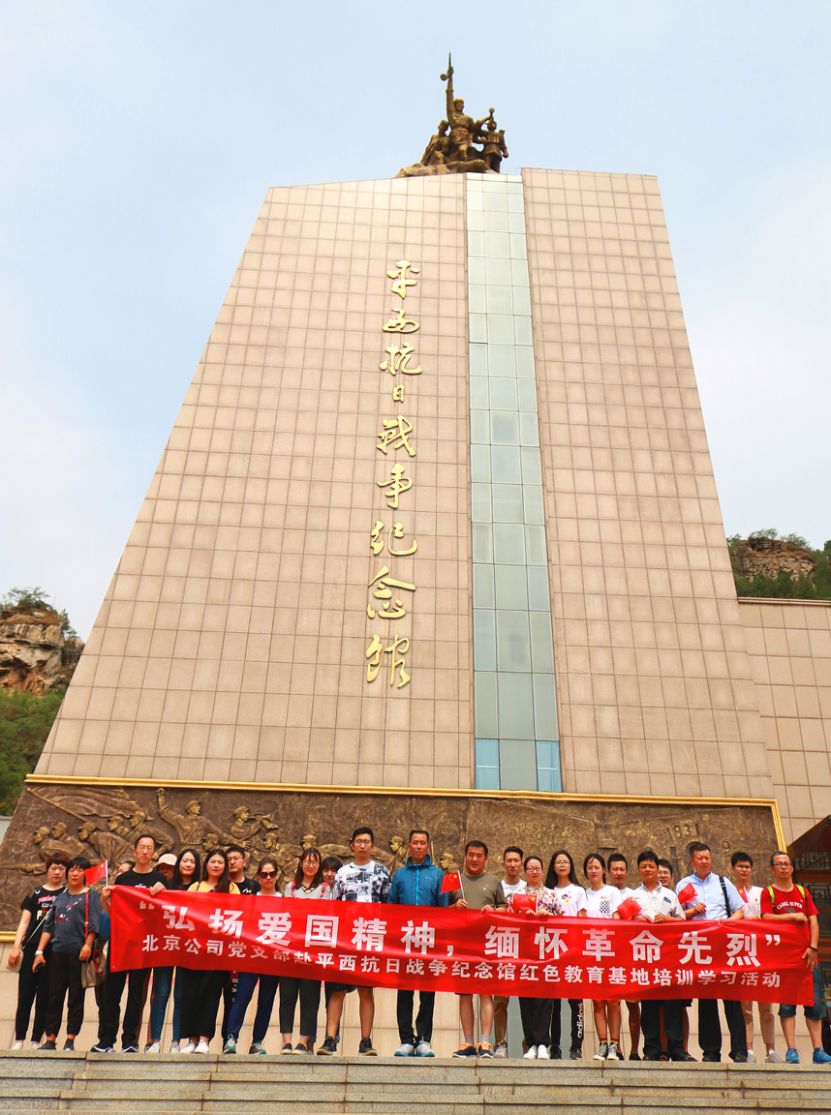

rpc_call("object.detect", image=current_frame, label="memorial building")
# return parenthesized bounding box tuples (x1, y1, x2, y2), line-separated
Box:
(1, 61, 829, 1049)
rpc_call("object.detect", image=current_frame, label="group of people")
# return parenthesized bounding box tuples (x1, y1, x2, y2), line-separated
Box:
(8, 828, 829, 1066)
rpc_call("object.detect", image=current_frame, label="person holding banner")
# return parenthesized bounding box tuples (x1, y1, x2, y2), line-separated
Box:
(583, 853, 623, 1060)
(7, 854, 67, 1050)
(179, 848, 240, 1054)
(389, 829, 447, 1058)
(515, 855, 562, 1059)
(33, 856, 101, 1052)
(676, 841, 747, 1063)
(632, 849, 691, 1062)
(731, 850, 780, 1063)
(608, 852, 641, 1060)
(545, 849, 587, 1059)
(493, 846, 525, 1057)
(317, 827, 391, 1057)
(279, 847, 328, 1054)
(446, 839, 507, 1058)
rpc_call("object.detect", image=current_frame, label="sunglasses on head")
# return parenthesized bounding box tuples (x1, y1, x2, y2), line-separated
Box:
(259, 870, 277, 878)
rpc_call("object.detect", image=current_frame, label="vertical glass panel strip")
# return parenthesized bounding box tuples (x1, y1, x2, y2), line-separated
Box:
(467, 175, 562, 792)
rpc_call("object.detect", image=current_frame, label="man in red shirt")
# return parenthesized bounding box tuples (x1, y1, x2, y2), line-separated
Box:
(760, 850, 831, 1065)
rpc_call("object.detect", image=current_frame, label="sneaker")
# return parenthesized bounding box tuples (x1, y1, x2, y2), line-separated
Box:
(168, 1041, 180, 1054)
(250, 1043, 267, 1055)
(280, 1042, 293, 1055)
(179, 1042, 196, 1055)
(90, 1044, 114, 1054)
(537, 1045, 550, 1060)
(523, 1045, 538, 1059)
(607, 1041, 621, 1061)
(194, 1040, 210, 1054)
(746, 1050, 756, 1063)
(732, 1052, 748, 1063)
(122, 1044, 139, 1053)
(394, 1043, 415, 1057)
(452, 1043, 477, 1058)
(293, 1043, 309, 1054)
(223, 1037, 237, 1055)
(317, 1036, 338, 1056)
(549, 1045, 562, 1060)
(628, 1050, 640, 1061)
(593, 1041, 609, 1061)
(765, 1050, 782, 1064)
(38, 1040, 57, 1051)
(477, 1042, 494, 1059)
(10, 1041, 24, 1051)
(63, 1039, 75, 1052)
(494, 1041, 508, 1058)
(785, 1047, 799, 1065)
(358, 1037, 378, 1056)
(31, 1041, 44, 1050)
(813, 1049, 831, 1065)
(569, 1047, 582, 1060)
(415, 1041, 435, 1058)
(145, 1042, 160, 1053)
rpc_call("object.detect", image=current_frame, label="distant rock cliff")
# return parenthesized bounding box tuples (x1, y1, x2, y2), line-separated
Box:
(0, 606, 82, 694)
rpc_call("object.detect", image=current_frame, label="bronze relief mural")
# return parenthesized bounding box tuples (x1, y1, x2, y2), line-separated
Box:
(0, 777, 780, 932)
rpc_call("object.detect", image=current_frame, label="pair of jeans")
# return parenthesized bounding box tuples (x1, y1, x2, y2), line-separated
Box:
(45, 952, 86, 1037)
(226, 972, 279, 1044)
(395, 988, 435, 1045)
(15, 947, 49, 1041)
(148, 966, 173, 1042)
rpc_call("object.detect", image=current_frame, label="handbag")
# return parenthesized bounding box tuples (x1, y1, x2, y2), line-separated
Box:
(80, 891, 98, 989)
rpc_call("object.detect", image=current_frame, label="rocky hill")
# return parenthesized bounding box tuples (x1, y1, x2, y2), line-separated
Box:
(0, 602, 82, 695)
(728, 530, 831, 600)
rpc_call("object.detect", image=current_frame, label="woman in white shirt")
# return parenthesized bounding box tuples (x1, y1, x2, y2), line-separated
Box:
(544, 850, 587, 1059)
(583, 853, 622, 1060)
(511, 855, 565, 1059)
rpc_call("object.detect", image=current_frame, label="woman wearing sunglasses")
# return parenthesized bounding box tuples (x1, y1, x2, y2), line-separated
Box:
(222, 858, 281, 1055)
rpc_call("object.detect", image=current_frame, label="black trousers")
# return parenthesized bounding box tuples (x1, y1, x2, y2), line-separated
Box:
(45, 952, 86, 1037)
(97, 957, 150, 1048)
(520, 997, 554, 1048)
(698, 997, 746, 1060)
(641, 999, 684, 1059)
(15, 947, 50, 1041)
(395, 988, 436, 1044)
(550, 998, 583, 1052)
(279, 977, 322, 1040)
(180, 968, 226, 1041)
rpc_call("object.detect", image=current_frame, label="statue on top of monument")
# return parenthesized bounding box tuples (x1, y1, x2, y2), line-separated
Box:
(397, 55, 508, 178)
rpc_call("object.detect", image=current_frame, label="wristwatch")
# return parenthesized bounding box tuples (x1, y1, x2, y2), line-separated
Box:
(35, 950, 44, 956)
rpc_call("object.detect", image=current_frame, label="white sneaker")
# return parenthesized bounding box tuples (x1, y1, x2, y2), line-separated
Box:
(746, 1050, 756, 1063)
(180, 1041, 196, 1054)
(11, 1040, 24, 1051)
(414, 1041, 435, 1058)
(494, 1041, 508, 1058)
(145, 1042, 160, 1053)
(606, 1041, 621, 1061)
(168, 1041, 180, 1054)
(523, 1045, 538, 1059)
(31, 1041, 43, 1050)
(194, 1040, 210, 1054)
(765, 1050, 782, 1063)
(537, 1045, 550, 1059)
(394, 1043, 415, 1057)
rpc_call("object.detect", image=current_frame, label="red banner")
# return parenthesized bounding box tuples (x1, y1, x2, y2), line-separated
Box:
(110, 889, 813, 1004)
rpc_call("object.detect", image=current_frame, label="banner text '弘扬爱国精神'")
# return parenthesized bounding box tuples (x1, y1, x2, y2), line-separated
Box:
(110, 889, 814, 1004)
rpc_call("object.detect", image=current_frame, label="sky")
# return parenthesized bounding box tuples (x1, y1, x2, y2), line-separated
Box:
(1, 0, 829, 639)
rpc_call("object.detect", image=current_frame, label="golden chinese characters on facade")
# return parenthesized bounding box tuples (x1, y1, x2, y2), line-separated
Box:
(365, 259, 423, 690)
(396, 56, 509, 178)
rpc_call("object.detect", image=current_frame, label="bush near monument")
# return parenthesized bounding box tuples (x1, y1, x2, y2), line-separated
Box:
(728, 530, 831, 601)
(0, 587, 83, 812)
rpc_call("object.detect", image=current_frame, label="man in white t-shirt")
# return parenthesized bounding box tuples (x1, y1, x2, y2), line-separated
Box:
(633, 850, 692, 1061)
(731, 851, 779, 1063)
(609, 852, 641, 1059)
(494, 846, 524, 1057)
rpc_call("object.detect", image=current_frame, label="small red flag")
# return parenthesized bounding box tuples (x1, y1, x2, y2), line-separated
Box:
(616, 896, 641, 920)
(677, 882, 697, 906)
(85, 862, 108, 887)
(510, 892, 537, 913)
(441, 870, 462, 894)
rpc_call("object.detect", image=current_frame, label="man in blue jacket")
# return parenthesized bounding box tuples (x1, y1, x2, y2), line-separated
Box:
(389, 828, 448, 1057)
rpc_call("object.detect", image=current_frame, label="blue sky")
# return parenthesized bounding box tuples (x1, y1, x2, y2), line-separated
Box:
(2, 1, 829, 637)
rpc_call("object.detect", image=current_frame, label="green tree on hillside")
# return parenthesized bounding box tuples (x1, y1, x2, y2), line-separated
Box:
(0, 689, 63, 813)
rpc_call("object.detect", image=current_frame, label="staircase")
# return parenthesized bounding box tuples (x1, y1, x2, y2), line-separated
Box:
(3, 1052, 831, 1113)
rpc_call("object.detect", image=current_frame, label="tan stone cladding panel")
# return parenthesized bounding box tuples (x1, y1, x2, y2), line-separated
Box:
(36, 176, 474, 789)
(739, 598, 831, 842)
(522, 168, 773, 800)
(0, 778, 780, 931)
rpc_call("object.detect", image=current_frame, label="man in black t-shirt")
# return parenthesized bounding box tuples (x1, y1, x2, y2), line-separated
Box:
(91, 834, 167, 1053)
(227, 845, 260, 894)
(7, 855, 67, 1048)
